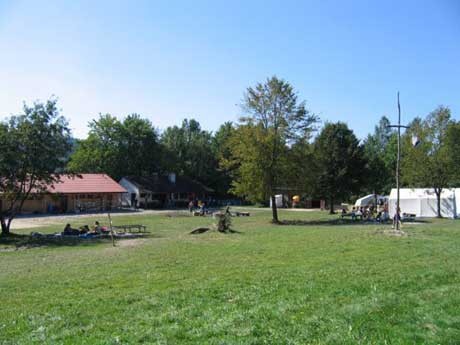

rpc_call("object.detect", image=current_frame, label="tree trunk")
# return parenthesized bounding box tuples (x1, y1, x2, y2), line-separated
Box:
(271, 195, 279, 223)
(435, 188, 442, 218)
(1, 217, 10, 236)
(329, 196, 335, 214)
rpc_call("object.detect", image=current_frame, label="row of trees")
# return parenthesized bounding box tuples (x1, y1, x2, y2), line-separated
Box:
(67, 115, 234, 196)
(68, 76, 460, 222)
(1, 76, 459, 233)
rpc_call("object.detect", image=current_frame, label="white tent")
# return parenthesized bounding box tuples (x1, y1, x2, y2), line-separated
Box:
(269, 194, 284, 208)
(389, 188, 458, 218)
(355, 194, 387, 207)
(456, 189, 460, 218)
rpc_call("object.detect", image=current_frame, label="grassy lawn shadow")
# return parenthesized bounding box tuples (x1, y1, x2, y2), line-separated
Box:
(278, 218, 429, 227)
(0, 232, 159, 250)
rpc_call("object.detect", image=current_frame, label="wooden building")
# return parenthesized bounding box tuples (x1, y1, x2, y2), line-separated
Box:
(119, 173, 213, 208)
(1, 174, 127, 214)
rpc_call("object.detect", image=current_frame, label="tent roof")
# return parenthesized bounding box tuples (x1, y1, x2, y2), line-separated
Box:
(355, 194, 386, 206)
(389, 188, 455, 199)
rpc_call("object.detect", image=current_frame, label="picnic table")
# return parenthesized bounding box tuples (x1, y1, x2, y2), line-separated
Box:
(340, 213, 362, 220)
(113, 224, 148, 233)
(233, 211, 250, 217)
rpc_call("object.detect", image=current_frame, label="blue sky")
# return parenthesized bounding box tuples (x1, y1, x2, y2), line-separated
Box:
(0, 0, 459, 139)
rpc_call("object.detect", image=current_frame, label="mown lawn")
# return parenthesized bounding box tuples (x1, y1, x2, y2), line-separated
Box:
(1, 210, 459, 344)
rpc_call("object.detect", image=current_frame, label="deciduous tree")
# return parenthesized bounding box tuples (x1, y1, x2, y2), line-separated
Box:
(0, 99, 72, 235)
(228, 76, 318, 222)
(312, 122, 366, 214)
(362, 116, 396, 197)
(161, 119, 217, 186)
(402, 106, 454, 217)
(68, 114, 160, 179)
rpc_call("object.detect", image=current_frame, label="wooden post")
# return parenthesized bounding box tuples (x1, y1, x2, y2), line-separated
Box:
(108, 212, 115, 247)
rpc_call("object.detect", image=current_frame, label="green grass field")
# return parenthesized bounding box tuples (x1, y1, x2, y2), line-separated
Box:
(1, 210, 459, 344)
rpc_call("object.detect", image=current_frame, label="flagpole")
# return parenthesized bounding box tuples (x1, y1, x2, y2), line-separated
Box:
(387, 92, 409, 232)
(396, 92, 401, 231)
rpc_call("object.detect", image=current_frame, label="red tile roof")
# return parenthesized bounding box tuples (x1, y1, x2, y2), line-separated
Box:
(47, 174, 126, 194)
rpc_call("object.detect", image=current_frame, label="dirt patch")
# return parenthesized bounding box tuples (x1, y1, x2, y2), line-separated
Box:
(9, 209, 187, 230)
(116, 238, 146, 248)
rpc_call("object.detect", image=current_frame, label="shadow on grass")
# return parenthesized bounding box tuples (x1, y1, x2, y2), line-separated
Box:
(227, 229, 243, 234)
(190, 228, 243, 235)
(277, 218, 430, 227)
(0, 232, 161, 250)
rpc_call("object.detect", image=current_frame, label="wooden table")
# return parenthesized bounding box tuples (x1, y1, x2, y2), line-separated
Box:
(113, 224, 147, 233)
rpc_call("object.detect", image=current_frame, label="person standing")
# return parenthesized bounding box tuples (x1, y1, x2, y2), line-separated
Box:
(392, 206, 401, 229)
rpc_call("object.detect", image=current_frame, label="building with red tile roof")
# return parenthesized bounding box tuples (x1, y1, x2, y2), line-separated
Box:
(47, 174, 127, 194)
(1, 174, 127, 214)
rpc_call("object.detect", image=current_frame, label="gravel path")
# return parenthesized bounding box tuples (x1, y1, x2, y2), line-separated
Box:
(10, 209, 188, 230)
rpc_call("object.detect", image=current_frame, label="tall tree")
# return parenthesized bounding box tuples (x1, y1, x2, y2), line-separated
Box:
(211, 122, 236, 196)
(284, 137, 316, 196)
(312, 122, 366, 214)
(68, 114, 160, 179)
(402, 106, 454, 217)
(362, 116, 396, 196)
(445, 121, 460, 185)
(161, 119, 217, 185)
(119, 114, 161, 176)
(0, 99, 72, 235)
(228, 76, 318, 223)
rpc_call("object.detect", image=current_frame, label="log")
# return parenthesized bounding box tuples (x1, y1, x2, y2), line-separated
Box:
(190, 227, 211, 234)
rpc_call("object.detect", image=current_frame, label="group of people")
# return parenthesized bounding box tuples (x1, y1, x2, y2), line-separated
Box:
(62, 221, 108, 236)
(341, 203, 405, 228)
(188, 200, 208, 215)
(342, 204, 391, 223)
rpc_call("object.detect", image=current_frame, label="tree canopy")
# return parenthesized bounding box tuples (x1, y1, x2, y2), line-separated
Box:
(227, 76, 318, 222)
(402, 106, 456, 217)
(0, 99, 72, 234)
(160, 118, 218, 188)
(362, 116, 396, 195)
(312, 122, 366, 214)
(68, 114, 160, 180)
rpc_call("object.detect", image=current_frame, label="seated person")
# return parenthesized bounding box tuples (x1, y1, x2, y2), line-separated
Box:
(94, 221, 102, 234)
(89, 221, 108, 234)
(200, 202, 207, 216)
(62, 224, 80, 236)
(188, 200, 195, 213)
(79, 225, 90, 234)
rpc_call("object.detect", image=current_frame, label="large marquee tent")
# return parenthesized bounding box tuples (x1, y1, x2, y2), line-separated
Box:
(389, 188, 459, 218)
(354, 194, 388, 207)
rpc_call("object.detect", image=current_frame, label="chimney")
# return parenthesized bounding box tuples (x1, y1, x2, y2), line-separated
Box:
(168, 173, 176, 184)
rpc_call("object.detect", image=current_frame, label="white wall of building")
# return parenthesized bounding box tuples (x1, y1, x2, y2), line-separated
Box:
(119, 178, 140, 207)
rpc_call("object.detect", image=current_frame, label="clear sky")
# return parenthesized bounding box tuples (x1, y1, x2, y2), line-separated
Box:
(1, 0, 459, 139)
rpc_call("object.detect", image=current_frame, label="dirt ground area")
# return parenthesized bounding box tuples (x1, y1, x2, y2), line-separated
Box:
(10, 207, 320, 230)
(9, 209, 187, 230)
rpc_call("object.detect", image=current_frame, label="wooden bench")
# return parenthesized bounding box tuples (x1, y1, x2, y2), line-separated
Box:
(234, 211, 250, 217)
(113, 224, 148, 233)
(340, 213, 362, 220)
